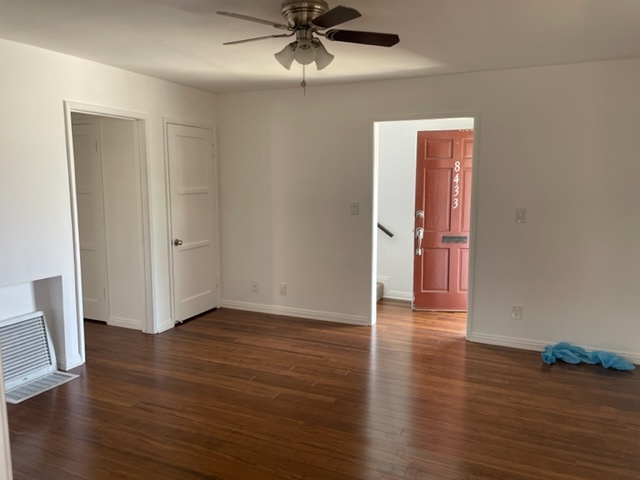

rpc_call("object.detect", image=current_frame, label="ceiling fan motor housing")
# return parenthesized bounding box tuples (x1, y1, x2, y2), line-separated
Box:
(281, 0, 329, 27)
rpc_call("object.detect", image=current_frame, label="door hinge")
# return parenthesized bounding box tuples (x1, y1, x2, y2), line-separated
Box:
(95, 140, 99, 153)
(103, 288, 107, 300)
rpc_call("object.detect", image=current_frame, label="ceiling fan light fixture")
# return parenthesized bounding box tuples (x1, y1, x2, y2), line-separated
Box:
(293, 38, 316, 65)
(274, 42, 296, 69)
(313, 40, 334, 70)
(220, 2, 401, 74)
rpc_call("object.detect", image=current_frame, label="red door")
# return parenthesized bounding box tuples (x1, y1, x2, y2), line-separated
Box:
(413, 130, 473, 311)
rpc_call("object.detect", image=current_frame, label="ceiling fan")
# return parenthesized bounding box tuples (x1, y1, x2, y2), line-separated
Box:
(217, 0, 400, 71)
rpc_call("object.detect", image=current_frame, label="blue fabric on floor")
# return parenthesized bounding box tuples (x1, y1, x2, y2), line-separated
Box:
(541, 342, 635, 371)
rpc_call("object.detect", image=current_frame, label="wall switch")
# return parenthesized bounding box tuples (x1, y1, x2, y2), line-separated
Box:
(251, 280, 259, 293)
(511, 305, 523, 320)
(279, 283, 287, 296)
(350, 201, 359, 215)
(515, 208, 527, 223)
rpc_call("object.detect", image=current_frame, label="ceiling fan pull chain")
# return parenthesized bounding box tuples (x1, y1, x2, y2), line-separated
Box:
(301, 64, 307, 95)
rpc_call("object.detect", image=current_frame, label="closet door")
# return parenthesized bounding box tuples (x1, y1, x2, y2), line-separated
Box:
(73, 120, 109, 321)
(167, 123, 220, 322)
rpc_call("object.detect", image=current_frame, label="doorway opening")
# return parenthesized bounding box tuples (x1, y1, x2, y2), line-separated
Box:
(372, 116, 477, 337)
(64, 102, 154, 360)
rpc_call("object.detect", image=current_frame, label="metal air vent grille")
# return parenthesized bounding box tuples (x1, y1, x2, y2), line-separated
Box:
(0, 314, 52, 386)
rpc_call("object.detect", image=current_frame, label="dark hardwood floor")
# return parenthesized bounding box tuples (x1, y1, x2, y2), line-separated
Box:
(7, 300, 640, 479)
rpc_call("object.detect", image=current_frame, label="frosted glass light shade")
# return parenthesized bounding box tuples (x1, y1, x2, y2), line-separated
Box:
(314, 40, 334, 70)
(294, 39, 316, 65)
(275, 39, 335, 70)
(275, 43, 296, 69)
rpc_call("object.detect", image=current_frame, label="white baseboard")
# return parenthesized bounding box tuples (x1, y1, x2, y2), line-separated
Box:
(59, 353, 84, 371)
(376, 275, 390, 292)
(384, 290, 412, 301)
(468, 333, 640, 365)
(108, 316, 142, 330)
(155, 318, 175, 333)
(221, 300, 370, 326)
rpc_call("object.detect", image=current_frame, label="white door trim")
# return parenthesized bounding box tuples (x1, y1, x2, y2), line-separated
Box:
(162, 117, 220, 323)
(63, 101, 155, 358)
(371, 112, 481, 341)
(0, 353, 12, 480)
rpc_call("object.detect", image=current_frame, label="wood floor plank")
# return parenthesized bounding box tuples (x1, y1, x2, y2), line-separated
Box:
(6, 300, 640, 479)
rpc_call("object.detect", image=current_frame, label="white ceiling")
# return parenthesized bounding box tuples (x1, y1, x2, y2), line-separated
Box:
(2, 0, 640, 93)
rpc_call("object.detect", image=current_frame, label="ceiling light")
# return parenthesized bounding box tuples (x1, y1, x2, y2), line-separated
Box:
(274, 43, 296, 69)
(294, 38, 316, 65)
(274, 39, 334, 71)
(313, 40, 334, 70)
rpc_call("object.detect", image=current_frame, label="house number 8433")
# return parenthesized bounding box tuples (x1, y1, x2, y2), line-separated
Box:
(452, 161, 461, 209)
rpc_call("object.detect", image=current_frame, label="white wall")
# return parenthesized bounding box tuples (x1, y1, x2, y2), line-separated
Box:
(376, 118, 474, 300)
(0, 282, 35, 321)
(0, 38, 217, 368)
(218, 58, 640, 361)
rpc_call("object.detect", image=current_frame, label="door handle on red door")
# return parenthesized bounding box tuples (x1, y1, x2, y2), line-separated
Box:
(415, 227, 424, 256)
(173, 239, 183, 246)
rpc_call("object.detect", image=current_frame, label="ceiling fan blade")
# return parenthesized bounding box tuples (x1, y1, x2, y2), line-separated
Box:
(223, 33, 294, 46)
(310, 5, 361, 29)
(324, 29, 400, 47)
(217, 11, 289, 30)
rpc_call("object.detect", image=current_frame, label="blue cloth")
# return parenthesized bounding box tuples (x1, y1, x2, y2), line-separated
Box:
(541, 342, 635, 371)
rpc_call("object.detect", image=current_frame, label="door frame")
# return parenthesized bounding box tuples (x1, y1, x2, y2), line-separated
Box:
(371, 112, 481, 340)
(64, 101, 155, 355)
(162, 117, 221, 323)
(0, 351, 11, 479)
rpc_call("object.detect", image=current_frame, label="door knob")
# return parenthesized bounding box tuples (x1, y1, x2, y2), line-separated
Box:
(173, 239, 183, 246)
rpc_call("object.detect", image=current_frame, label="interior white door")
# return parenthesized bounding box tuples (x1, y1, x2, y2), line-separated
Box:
(167, 124, 220, 322)
(72, 120, 109, 321)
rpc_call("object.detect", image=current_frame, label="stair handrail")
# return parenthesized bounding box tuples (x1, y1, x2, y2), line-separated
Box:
(377, 223, 394, 238)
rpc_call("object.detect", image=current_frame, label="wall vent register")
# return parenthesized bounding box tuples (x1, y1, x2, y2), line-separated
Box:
(0, 311, 78, 404)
